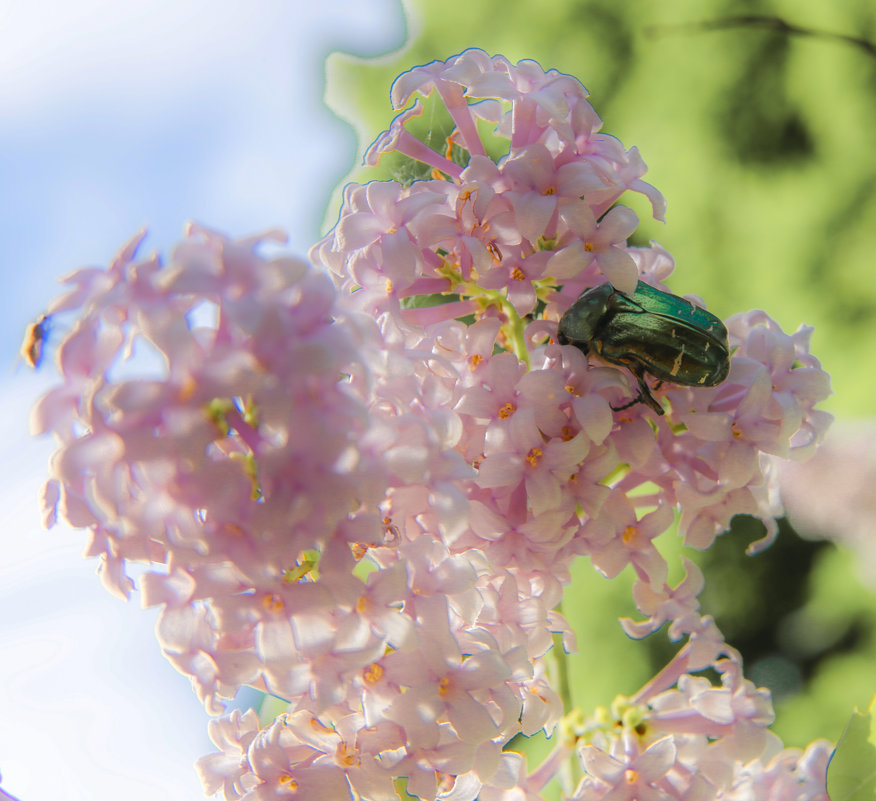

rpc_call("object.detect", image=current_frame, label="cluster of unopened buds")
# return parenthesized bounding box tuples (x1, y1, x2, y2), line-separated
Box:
(32, 50, 833, 800)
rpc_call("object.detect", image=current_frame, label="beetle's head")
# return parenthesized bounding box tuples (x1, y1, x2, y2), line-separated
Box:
(556, 327, 589, 353)
(557, 283, 615, 353)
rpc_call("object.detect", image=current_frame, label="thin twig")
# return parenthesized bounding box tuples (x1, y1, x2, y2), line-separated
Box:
(645, 14, 876, 60)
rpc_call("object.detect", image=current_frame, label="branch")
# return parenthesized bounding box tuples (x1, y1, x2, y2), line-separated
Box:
(645, 14, 876, 60)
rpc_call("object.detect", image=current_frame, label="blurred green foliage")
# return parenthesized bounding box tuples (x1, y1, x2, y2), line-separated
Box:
(827, 700, 876, 800)
(320, 0, 876, 764)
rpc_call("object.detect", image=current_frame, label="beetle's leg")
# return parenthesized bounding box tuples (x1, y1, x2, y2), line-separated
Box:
(611, 395, 644, 412)
(634, 373, 666, 415)
(610, 369, 665, 416)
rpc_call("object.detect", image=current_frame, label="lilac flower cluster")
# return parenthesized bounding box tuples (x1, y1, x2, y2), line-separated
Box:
(34, 51, 833, 800)
(33, 224, 399, 710)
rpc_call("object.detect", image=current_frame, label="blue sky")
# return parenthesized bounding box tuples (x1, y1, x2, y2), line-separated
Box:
(0, 2, 404, 798)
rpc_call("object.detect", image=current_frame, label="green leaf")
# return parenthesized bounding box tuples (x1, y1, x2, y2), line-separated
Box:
(827, 695, 876, 801)
(400, 292, 460, 309)
(258, 692, 288, 726)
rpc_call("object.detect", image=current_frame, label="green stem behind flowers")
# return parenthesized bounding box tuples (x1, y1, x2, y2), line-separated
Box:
(550, 606, 579, 794)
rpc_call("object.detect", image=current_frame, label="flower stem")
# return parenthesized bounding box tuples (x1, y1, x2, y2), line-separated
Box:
(550, 603, 579, 793)
(502, 297, 530, 368)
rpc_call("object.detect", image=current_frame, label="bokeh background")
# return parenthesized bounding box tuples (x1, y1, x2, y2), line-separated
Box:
(3, 0, 875, 798)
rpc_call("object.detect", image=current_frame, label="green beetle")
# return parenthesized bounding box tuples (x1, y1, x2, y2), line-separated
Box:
(557, 281, 730, 415)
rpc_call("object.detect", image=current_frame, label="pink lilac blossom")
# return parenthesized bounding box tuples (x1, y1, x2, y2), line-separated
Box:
(33, 50, 834, 800)
(566, 612, 831, 801)
(33, 223, 398, 710)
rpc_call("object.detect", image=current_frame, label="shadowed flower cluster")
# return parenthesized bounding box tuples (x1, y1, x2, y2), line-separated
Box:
(34, 50, 833, 801)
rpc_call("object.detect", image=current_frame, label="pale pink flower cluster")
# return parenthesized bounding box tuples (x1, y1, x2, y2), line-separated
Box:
(34, 222, 559, 800)
(33, 224, 399, 710)
(575, 571, 832, 801)
(312, 50, 830, 614)
(33, 50, 834, 801)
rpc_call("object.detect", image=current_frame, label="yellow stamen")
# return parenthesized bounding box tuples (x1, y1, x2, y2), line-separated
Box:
(498, 402, 516, 419)
(180, 374, 199, 402)
(382, 516, 401, 542)
(278, 774, 298, 791)
(364, 663, 384, 684)
(445, 131, 458, 161)
(263, 593, 284, 612)
(336, 742, 359, 768)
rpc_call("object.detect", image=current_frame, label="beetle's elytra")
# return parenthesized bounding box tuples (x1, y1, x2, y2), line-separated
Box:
(557, 281, 730, 416)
